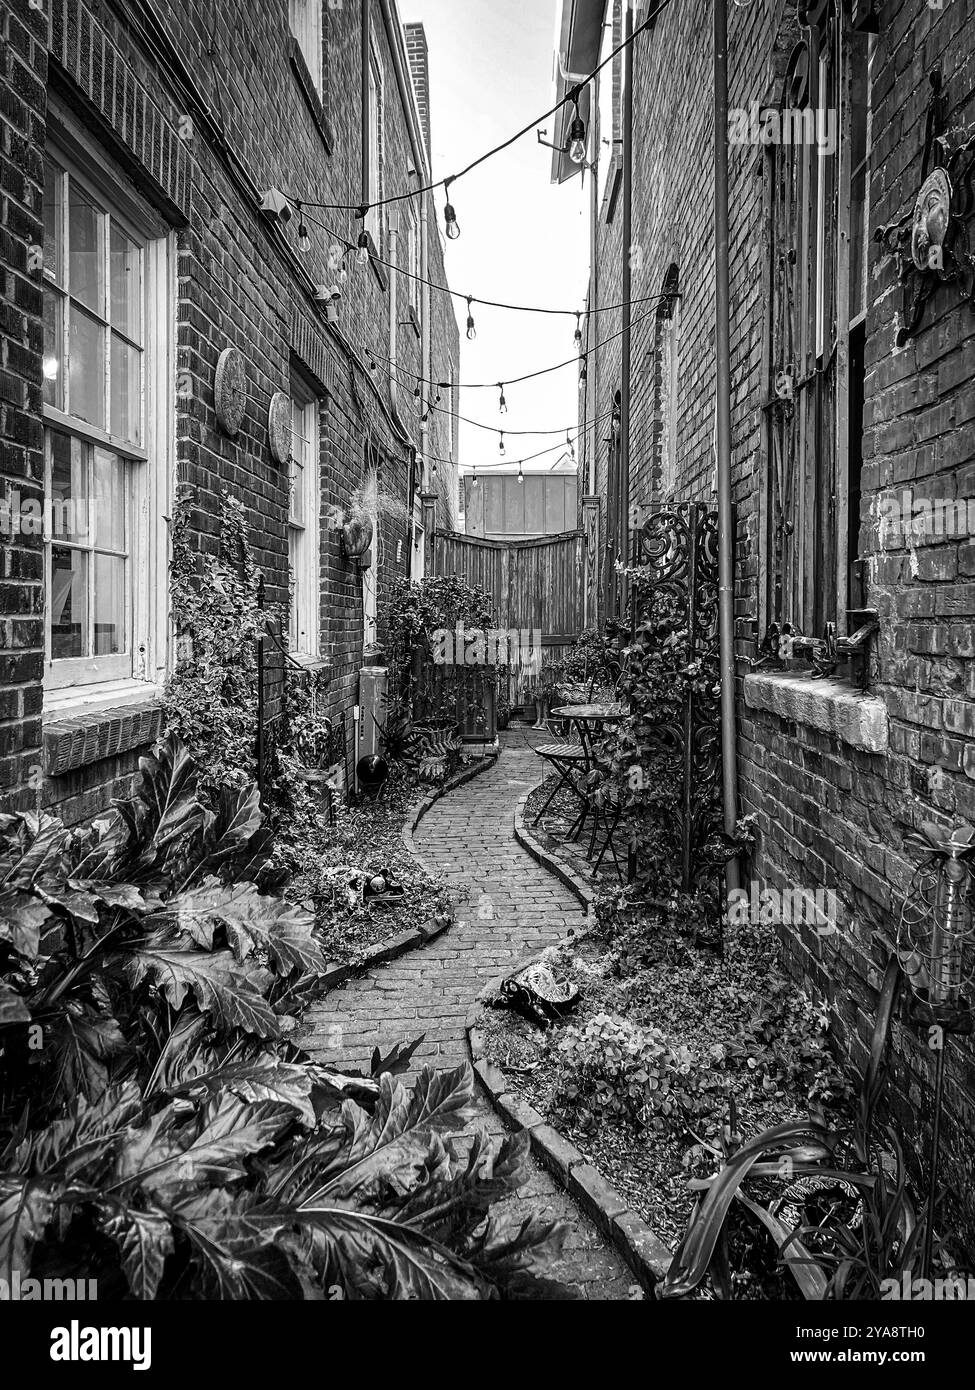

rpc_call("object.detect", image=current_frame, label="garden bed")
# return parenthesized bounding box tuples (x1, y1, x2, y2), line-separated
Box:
(279, 757, 489, 968)
(480, 908, 853, 1287)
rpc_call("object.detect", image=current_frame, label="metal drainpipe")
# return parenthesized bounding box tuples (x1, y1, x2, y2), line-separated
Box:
(713, 0, 741, 895)
(619, 0, 634, 594)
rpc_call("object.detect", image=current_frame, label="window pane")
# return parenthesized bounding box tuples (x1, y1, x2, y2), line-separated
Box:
(68, 184, 103, 314)
(110, 334, 141, 444)
(42, 289, 64, 410)
(69, 306, 105, 428)
(43, 163, 63, 285)
(92, 448, 126, 551)
(50, 546, 88, 658)
(49, 429, 88, 544)
(93, 553, 126, 655)
(110, 224, 142, 342)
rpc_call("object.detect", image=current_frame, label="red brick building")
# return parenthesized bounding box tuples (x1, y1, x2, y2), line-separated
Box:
(565, 0, 975, 1233)
(0, 0, 461, 822)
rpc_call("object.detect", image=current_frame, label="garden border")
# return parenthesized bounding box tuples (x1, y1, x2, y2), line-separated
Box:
(316, 749, 500, 990)
(463, 776, 674, 1296)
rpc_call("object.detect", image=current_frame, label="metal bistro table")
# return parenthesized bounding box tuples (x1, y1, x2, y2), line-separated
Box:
(545, 703, 627, 876)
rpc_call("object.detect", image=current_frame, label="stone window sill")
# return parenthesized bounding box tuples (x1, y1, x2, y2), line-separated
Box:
(44, 699, 163, 777)
(743, 671, 888, 754)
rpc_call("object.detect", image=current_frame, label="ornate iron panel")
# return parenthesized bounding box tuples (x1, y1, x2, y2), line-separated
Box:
(630, 502, 722, 889)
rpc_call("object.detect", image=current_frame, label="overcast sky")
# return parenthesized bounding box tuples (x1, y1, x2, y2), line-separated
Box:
(399, 0, 590, 475)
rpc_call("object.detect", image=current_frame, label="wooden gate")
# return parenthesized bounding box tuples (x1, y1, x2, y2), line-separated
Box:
(428, 529, 588, 708)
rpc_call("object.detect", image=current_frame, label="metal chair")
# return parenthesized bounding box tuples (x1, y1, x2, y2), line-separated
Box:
(532, 720, 588, 828)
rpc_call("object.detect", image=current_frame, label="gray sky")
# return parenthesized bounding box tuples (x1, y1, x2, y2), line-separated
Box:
(399, 0, 590, 475)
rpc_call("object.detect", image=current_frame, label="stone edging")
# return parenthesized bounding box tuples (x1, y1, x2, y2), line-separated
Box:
(512, 785, 595, 912)
(317, 751, 500, 991)
(465, 980, 672, 1298)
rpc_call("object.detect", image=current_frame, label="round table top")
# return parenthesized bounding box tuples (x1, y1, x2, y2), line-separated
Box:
(550, 704, 626, 722)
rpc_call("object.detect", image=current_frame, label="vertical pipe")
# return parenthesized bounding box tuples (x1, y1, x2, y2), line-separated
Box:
(713, 0, 740, 895)
(619, 0, 634, 580)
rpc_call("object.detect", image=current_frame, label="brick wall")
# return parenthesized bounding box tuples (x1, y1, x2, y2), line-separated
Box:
(0, 0, 461, 816)
(585, 0, 975, 1239)
(0, 0, 47, 812)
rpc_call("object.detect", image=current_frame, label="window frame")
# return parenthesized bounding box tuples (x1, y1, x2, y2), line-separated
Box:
(41, 109, 173, 706)
(287, 378, 321, 660)
(364, 36, 384, 251)
(289, 0, 324, 94)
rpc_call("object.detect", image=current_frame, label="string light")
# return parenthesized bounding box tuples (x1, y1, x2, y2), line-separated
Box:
(466, 297, 476, 341)
(357, 229, 370, 266)
(499, 384, 507, 414)
(471, 466, 479, 488)
(567, 90, 588, 165)
(499, 432, 506, 457)
(579, 354, 588, 387)
(566, 433, 576, 461)
(296, 203, 311, 255)
(444, 178, 461, 240)
(573, 312, 583, 348)
(517, 463, 524, 484)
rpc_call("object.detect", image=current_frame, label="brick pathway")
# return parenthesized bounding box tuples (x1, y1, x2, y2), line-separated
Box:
(304, 728, 636, 1299)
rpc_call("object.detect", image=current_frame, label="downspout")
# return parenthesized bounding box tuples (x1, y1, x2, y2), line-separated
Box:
(378, 0, 432, 559)
(713, 0, 741, 895)
(619, 0, 634, 588)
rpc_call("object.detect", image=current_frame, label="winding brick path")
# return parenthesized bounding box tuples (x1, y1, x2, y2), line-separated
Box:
(304, 728, 636, 1299)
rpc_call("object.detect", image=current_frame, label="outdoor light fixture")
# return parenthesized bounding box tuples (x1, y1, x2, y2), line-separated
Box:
(499, 432, 506, 457)
(414, 383, 422, 401)
(444, 178, 461, 240)
(579, 354, 588, 386)
(517, 463, 524, 484)
(357, 230, 370, 266)
(499, 384, 507, 413)
(296, 203, 311, 254)
(567, 93, 588, 165)
(471, 467, 479, 488)
(567, 432, 575, 460)
(466, 297, 477, 341)
(573, 312, 583, 348)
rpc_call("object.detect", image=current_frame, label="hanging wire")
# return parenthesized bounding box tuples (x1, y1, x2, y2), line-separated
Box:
(293, 0, 674, 214)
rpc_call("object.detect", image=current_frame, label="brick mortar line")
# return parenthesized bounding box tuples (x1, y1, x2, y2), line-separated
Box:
(316, 750, 500, 991)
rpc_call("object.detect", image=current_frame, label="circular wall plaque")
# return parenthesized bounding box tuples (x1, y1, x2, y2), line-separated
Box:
(214, 346, 247, 436)
(268, 391, 292, 465)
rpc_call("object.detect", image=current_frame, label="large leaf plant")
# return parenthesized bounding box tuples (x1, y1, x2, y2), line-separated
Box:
(0, 736, 570, 1299)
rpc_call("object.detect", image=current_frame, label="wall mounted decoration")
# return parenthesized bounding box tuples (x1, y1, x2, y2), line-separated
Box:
(268, 391, 292, 465)
(214, 346, 247, 436)
(875, 70, 975, 346)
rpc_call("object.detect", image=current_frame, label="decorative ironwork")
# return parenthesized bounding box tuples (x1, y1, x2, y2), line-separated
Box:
(875, 69, 975, 346)
(629, 502, 722, 890)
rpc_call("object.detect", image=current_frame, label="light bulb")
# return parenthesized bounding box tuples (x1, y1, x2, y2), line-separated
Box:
(466, 298, 476, 341)
(296, 204, 311, 254)
(499, 433, 505, 457)
(573, 313, 583, 348)
(568, 113, 587, 165)
(499, 385, 507, 414)
(517, 466, 524, 485)
(471, 469, 479, 489)
(444, 199, 460, 240)
(357, 231, 370, 266)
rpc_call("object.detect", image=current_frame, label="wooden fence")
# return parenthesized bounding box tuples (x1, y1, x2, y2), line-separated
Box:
(428, 529, 588, 708)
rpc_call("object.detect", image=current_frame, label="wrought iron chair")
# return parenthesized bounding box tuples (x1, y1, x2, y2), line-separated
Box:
(532, 720, 588, 829)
